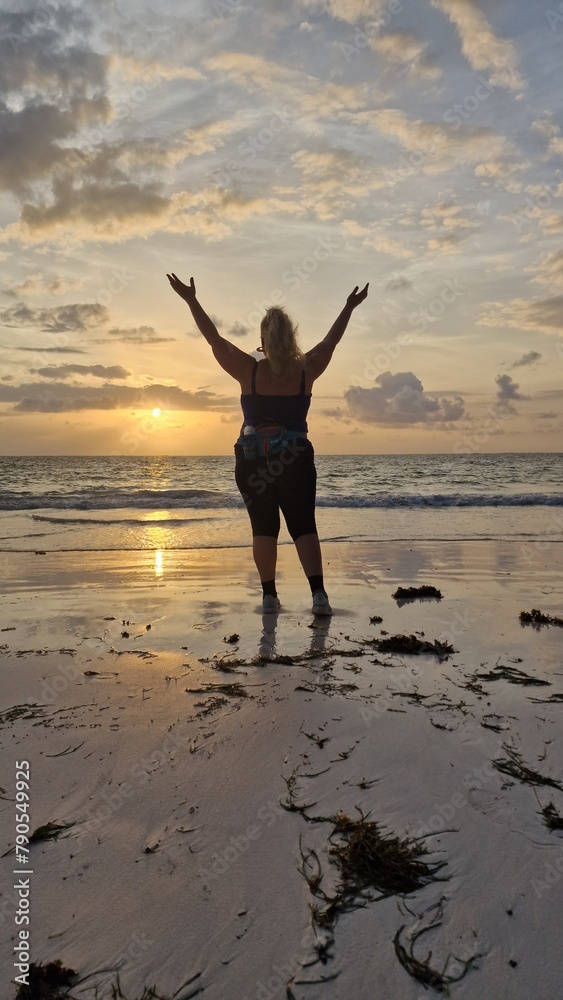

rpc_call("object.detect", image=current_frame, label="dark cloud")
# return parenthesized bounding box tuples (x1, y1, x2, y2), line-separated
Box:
(0, 8, 111, 196)
(0, 302, 108, 332)
(0, 96, 111, 197)
(385, 275, 413, 292)
(344, 371, 465, 426)
(31, 364, 130, 380)
(3, 274, 81, 298)
(320, 406, 353, 424)
(481, 295, 563, 333)
(509, 350, 542, 369)
(14, 345, 88, 354)
(495, 373, 530, 413)
(103, 326, 176, 345)
(19, 174, 169, 234)
(0, 380, 233, 413)
(227, 322, 251, 338)
(0, 7, 173, 237)
(0, 8, 106, 98)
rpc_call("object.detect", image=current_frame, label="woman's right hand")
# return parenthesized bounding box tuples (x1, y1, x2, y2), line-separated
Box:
(167, 273, 197, 304)
(346, 283, 369, 309)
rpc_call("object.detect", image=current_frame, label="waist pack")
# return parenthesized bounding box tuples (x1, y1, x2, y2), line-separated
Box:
(237, 424, 304, 460)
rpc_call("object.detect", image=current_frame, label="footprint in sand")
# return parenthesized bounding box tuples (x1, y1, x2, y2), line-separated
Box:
(466, 787, 516, 826)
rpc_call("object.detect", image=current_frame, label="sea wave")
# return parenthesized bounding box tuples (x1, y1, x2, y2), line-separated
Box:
(0, 489, 561, 512)
(30, 514, 223, 525)
(0, 489, 229, 511)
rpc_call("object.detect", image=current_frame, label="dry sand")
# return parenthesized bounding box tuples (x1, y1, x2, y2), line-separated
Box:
(1, 540, 563, 999)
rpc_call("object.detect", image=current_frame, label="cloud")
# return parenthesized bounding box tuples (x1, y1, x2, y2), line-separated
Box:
(0, 9, 226, 245)
(3, 274, 82, 298)
(427, 233, 463, 254)
(206, 51, 378, 123)
(301, 0, 388, 22)
(0, 8, 112, 197)
(183, 114, 252, 156)
(16, 175, 170, 240)
(529, 248, 563, 289)
(0, 381, 234, 413)
(0, 8, 181, 244)
(369, 31, 442, 81)
(5, 179, 304, 246)
(320, 406, 353, 423)
(509, 351, 542, 370)
(420, 201, 470, 228)
(541, 215, 563, 233)
(0, 302, 108, 332)
(385, 275, 413, 291)
(357, 108, 511, 177)
(532, 117, 560, 140)
(31, 364, 130, 380)
(227, 322, 251, 338)
(343, 371, 465, 425)
(0, 95, 112, 198)
(291, 147, 387, 220)
(495, 373, 529, 412)
(343, 219, 414, 257)
(430, 0, 526, 92)
(103, 326, 176, 345)
(481, 296, 563, 334)
(474, 158, 530, 179)
(0, 8, 107, 99)
(363, 233, 414, 258)
(420, 201, 478, 250)
(110, 54, 203, 84)
(13, 345, 89, 355)
(531, 117, 563, 159)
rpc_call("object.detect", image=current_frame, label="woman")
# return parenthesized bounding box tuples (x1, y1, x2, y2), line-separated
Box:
(167, 272, 368, 614)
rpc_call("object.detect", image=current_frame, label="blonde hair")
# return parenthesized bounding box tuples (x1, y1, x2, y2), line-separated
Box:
(260, 306, 304, 380)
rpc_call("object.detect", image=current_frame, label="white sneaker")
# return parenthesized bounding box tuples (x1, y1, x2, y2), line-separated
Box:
(312, 590, 332, 616)
(262, 594, 281, 613)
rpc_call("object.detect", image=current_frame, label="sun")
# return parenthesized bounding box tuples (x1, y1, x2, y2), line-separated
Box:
(152, 408, 162, 418)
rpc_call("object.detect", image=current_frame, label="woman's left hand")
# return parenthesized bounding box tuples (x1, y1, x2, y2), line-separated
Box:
(167, 273, 197, 305)
(346, 283, 369, 309)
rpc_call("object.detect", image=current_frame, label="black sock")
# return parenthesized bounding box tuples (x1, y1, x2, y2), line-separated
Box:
(262, 579, 277, 598)
(308, 574, 325, 596)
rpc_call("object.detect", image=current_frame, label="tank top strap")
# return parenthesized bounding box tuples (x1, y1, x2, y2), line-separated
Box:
(299, 368, 306, 395)
(251, 359, 258, 395)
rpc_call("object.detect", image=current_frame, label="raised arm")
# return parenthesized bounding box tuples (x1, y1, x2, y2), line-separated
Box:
(306, 283, 369, 380)
(167, 273, 254, 382)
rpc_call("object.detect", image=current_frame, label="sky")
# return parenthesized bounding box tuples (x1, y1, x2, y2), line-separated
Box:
(1, 0, 563, 455)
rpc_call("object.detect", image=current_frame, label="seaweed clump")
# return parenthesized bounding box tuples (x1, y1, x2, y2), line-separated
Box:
(393, 906, 482, 996)
(393, 586, 443, 602)
(295, 807, 448, 938)
(537, 799, 563, 832)
(29, 822, 75, 844)
(519, 608, 563, 627)
(14, 960, 76, 1000)
(372, 634, 454, 660)
(328, 810, 446, 900)
(475, 662, 550, 687)
(493, 744, 563, 790)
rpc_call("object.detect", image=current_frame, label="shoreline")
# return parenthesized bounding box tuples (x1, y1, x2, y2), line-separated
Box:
(1, 540, 563, 999)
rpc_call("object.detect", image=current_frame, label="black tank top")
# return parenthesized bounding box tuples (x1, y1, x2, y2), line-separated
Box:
(240, 361, 311, 432)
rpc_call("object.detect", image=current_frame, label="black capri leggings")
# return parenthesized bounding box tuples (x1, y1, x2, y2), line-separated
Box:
(234, 438, 318, 540)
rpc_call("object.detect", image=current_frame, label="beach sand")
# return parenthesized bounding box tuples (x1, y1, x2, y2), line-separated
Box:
(1, 540, 563, 999)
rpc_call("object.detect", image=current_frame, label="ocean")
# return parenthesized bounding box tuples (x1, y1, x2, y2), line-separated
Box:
(0, 453, 562, 552)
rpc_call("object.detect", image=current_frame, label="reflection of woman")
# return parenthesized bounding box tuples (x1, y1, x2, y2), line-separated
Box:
(167, 272, 368, 615)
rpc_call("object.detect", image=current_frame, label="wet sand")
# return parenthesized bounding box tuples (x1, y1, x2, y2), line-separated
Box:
(1, 540, 563, 999)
